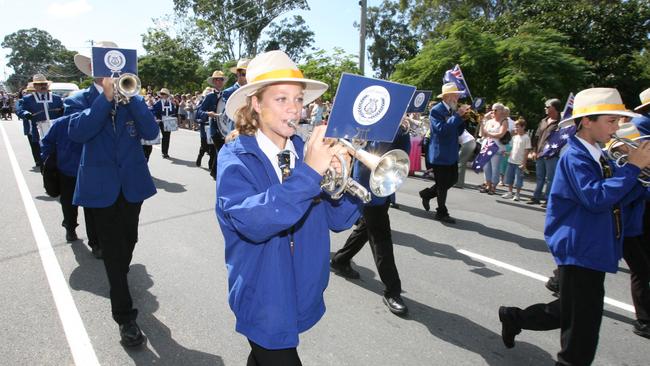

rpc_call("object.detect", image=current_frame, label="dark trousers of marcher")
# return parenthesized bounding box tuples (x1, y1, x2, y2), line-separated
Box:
(210, 135, 226, 177)
(158, 122, 171, 156)
(247, 340, 301, 366)
(197, 138, 208, 164)
(142, 145, 152, 162)
(90, 192, 142, 324)
(331, 202, 402, 297)
(27, 135, 42, 166)
(59, 174, 98, 246)
(623, 235, 650, 322)
(420, 163, 458, 217)
(513, 265, 605, 366)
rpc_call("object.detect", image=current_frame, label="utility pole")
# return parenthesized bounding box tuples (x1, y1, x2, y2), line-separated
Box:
(359, 0, 367, 76)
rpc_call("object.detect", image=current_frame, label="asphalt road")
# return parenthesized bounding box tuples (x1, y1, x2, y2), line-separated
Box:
(0, 115, 647, 366)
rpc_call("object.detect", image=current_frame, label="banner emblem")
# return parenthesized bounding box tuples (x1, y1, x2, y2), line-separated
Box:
(353, 86, 390, 126)
(104, 50, 126, 72)
(413, 92, 426, 108)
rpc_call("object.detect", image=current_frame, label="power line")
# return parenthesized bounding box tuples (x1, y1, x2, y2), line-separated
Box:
(226, 0, 297, 32)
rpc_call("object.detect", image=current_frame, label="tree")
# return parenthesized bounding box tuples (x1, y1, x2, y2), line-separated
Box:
(261, 15, 315, 61)
(359, 0, 418, 79)
(300, 48, 360, 101)
(173, 0, 309, 60)
(2, 28, 83, 90)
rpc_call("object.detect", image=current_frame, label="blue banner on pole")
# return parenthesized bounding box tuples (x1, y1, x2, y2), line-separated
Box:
(91, 47, 138, 77)
(406, 90, 432, 113)
(325, 73, 416, 142)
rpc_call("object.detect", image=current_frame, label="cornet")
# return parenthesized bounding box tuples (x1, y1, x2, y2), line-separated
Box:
(404, 115, 429, 137)
(606, 135, 650, 186)
(113, 73, 141, 104)
(288, 120, 410, 203)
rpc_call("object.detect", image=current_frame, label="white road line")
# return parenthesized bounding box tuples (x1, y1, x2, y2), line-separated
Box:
(457, 249, 636, 314)
(0, 123, 100, 366)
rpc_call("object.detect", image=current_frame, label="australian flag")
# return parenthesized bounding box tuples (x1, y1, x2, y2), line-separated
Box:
(443, 64, 471, 99)
(538, 93, 576, 159)
(472, 140, 499, 173)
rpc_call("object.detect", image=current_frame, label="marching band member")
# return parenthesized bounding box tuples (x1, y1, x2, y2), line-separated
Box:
(65, 41, 159, 347)
(17, 83, 42, 168)
(16, 75, 64, 169)
(40, 114, 100, 257)
(418, 82, 468, 223)
(195, 70, 226, 177)
(215, 50, 360, 365)
(153, 88, 177, 159)
(498, 88, 650, 365)
(330, 128, 411, 316)
(0, 90, 12, 120)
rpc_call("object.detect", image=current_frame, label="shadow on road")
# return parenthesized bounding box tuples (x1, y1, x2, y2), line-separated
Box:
(152, 176, 187, 193)
(342, 264, 556, 366)
(392, 230, 486, 268)
(168, 156, 198, 169)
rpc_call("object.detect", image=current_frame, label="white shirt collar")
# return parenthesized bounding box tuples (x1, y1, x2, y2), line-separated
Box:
(255, 130, 299, 182)
(93, 83, 104, 94)
(442, 101, 451, 112)
(575, 135, 604, 166)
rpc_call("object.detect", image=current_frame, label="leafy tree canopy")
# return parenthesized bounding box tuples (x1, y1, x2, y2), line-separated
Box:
(300, 48, 359, 101)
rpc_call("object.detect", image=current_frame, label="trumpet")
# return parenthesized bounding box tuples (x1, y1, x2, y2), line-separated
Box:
(405, 116, 429, 137)
(606, 135, 650, 186)
(288, 121, 410, 203)
(113, 73, 141, 104)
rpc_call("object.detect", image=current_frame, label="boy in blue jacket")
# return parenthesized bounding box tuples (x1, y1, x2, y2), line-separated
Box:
(498, 88, 650, 365)
(216, 51, 360, 365)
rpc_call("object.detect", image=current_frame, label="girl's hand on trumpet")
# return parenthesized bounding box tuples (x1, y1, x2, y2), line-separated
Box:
(304, 125, 338, 175)
(626, 140, 650, 170)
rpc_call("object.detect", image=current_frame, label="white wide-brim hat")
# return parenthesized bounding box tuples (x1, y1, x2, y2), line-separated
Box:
(224, 50, 328, 120)
(559, 87, 639, 128)
(32, 73, 52, 85)
(634, 87, 650, 113)
(229, 59, 250, 74)
(74, 41, 118, 77)
(437, 82, 464, 98)
(206, 70, 226, 87)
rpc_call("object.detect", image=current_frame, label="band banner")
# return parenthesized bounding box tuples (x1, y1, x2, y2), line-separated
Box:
(91, 47, 138, 77)
(406, 90, 432, 113)
(326, 73, 415, 142)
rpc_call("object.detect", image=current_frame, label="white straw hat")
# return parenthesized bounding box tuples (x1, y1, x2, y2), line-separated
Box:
(559, 88, 639, 128)
(32, 74, 52, 85)
(634, 88, 650, 113)
(74, 41, 118, 77)
(206, 70, 226, 86)
(229, 59, 250, 74)
(437, 82, 464, 98)
(224, 50, 328, 120)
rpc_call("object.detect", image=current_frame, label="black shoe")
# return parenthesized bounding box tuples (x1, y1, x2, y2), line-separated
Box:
(195, 156, 202, 167)
(419, 190, 431, 211)
(540, 202, 547, 208)
(162, 154, 170, 159)
(91, 246, 103, 259)
(65, 228, 78, 242)
(498, 306, 521, 348)
(119, 320, 145, 347)
(330, 259, 360, 279)
(545, 275, 559, 295)
(526, 198, 541, 205)
(390, 203, 400, 209)
(383, 296, 408, 315)
(633, 320, 650, 339)
(434, 214, 456, 224)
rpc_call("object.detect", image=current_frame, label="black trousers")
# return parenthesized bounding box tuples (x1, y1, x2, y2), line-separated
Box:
(90, 192, 142, 324)
(623, 235, 650, 322)
(210, 135, 225, 177)
(514, 265, 605, 366)
(27, 135, 41, 166)
(158, 122, 171, 155)
(420, 163, 458, 217)
(332, 203, 402, 297)
(142, 145, 152, 162)
(247, 340, 301, 366)
(59, 174, 98, 246)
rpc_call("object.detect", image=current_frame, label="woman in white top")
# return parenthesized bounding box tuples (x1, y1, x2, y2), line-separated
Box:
(480, 102, 509, 194)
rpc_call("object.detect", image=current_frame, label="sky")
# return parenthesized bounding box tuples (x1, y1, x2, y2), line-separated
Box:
(0, 0, 382, 81)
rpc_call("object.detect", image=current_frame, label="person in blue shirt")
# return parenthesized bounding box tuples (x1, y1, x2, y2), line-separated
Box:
(152, 88, 177, 159)
(40, 114, 99, 257)
(330, 128, 411, 316)
(418, 82, 468, 223)
(195, 70, 227, 178)
(66, 41, 160, 347)
(498, 88, 650, 365)
(15, 75, 65, 169)
(216, 50, 360, 365)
